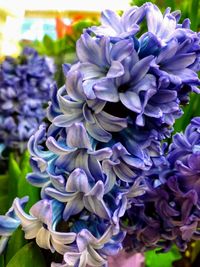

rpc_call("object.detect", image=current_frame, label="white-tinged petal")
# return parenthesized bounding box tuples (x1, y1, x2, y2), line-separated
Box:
(93, 226, 113, 248)
(87, 246, 107, 266)
(107, 61, 124, 78)
(66, 168, 90, 193)
(86, 121, 112, 143)
(94, 79, 119, 103)
(23, 221, 42, 240)
(46, 136, 77, 155)
(101, 9, 123, 33)
(51, 230, 76, 244)
(96, 111, 127, 132)
(45, 187, 78, 202)
(64, 251, 82, 265)
(36, 227, 52, 250)
(53, 112, 83, 127)
(67, 123, 92, 149)
(13, 198, 38, 227)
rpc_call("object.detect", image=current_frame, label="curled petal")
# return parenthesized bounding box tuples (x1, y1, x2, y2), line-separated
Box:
(96, 111, 127, 132)
(66, 168, 90, 193)
(86, 120, 112, 143)
(63, 195, 84, 221)
(36, 227, 52, 250)
(46, 136, 77, 155)
(67, 123, 92, 149)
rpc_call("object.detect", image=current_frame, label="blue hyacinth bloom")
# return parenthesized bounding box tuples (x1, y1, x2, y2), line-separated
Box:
(1, 3, 200, 266)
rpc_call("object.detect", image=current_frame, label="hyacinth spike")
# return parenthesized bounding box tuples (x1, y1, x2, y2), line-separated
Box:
(14, 2, 200, 265)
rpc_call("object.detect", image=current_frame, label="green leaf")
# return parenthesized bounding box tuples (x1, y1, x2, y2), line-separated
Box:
(43, 35, 55, 55)
(19, 150, 31, 172)
(190, 0, 199, 30)
(174, 93, 200, 133)
(4, 228, 27, 265)
(6, 242, 46, 267)
(6, 151, 40, 212)
(0, 195, 9, 214)
(0, 254, 5, 267)
(164, 0, 175, 10)
(0, 174, 8, 195)
(8, 154, 21, 207)
(145, 246, 182, 267)
(17, 151, 40, 212)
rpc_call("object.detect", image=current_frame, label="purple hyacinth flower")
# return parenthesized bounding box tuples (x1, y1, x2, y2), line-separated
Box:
(45, 168, 111, 221)
(76, 33, 134, 99)
(168, 117, 200, 194)
(145, 2, 181, 46)
(50, 72, 127, 142)
(0, 47, 55, 151)
(89, 6, 146, 40)
(13, 197, 76, 254)
(53, 226, 124, 267)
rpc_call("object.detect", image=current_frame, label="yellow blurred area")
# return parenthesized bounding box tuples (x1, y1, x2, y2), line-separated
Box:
(0, 0, 130, 58)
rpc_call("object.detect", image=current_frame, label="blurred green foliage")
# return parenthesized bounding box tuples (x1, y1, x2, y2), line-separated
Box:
(145, 246, 182, 267)
(0, 151, 40, 214)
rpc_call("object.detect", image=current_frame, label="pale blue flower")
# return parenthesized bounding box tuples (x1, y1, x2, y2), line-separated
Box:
(13, 197, 76, 254)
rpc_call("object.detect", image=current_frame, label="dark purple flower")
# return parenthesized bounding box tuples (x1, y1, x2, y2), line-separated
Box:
(168, 117, 200, 194)
(122, 118, 200, 252)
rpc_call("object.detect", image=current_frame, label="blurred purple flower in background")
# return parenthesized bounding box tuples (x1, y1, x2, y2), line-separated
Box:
(0, 47, 55, 152)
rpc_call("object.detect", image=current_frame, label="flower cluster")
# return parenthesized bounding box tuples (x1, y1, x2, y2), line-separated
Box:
(125, 117, 200, 252)
(0, 3, 200, 267)
(0, 47, 55, 152)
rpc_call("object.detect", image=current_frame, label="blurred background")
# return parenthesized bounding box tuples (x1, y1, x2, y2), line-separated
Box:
(0, 1, 199, 266)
